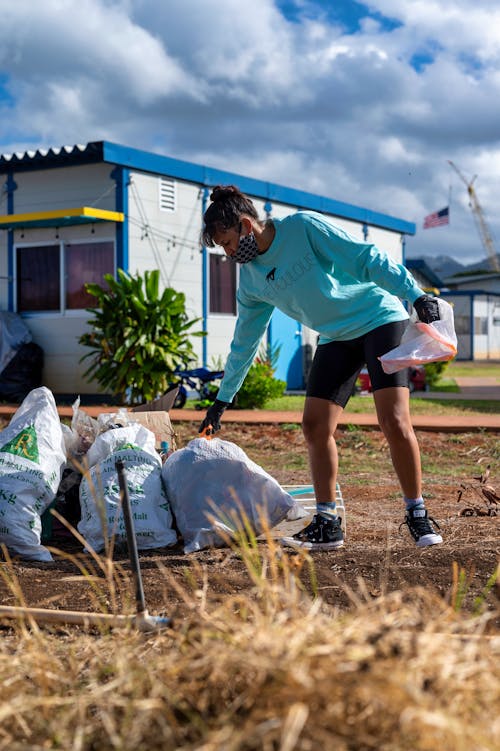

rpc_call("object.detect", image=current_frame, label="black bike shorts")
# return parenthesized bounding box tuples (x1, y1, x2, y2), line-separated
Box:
(306, 320, 409, 408)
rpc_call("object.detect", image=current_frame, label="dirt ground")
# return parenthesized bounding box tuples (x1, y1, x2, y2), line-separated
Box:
(1, 421, 498, 624)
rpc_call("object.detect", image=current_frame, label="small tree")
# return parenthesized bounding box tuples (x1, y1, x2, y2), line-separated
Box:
(235, 343, 286, 409)
(79, 269, 205, 404)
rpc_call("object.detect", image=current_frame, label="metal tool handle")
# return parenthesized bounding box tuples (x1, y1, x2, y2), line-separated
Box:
(116, 459, 146, 615)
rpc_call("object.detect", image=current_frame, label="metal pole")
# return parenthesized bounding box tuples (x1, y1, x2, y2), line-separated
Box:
(115, 459, 146, 615)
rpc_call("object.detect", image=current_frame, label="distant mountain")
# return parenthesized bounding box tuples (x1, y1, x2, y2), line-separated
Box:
(459, 254, 500, 274)
(423, 255, 464, 279)
(410, 253, 500, 279)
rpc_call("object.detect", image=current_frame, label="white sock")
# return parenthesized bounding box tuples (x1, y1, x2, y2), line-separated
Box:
(317, 501, 337, 519)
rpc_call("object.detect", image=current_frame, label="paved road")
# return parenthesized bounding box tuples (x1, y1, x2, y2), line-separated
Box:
(417, 376, 500, 401)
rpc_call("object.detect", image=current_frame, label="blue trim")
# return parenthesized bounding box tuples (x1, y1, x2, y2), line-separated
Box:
(111, 166, 129, 271)
(406, 258, 444, 288)
(6, 172, 16, 310)
(1, 140, 416, 234)
(469, 294, 474, 360)
(201, 187, 209, 367)
(101, 142, 415, 235)
(441, 289, 500, 297)
(267, 315, 273, 354)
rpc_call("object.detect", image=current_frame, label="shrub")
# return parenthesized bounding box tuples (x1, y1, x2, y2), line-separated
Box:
(79, 269, 205, 405)
(424, 360, 452, 389)
(236, 345, 286, 409)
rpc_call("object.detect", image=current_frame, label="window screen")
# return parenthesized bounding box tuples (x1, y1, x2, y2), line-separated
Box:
(65, 242, 114, 309)
(209, 253, 236, 314)
(17, 245, 60, 311)
(16, 241, 114, 312)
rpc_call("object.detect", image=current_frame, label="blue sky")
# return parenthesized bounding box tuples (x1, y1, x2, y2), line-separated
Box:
(277, 0, 401, 32)
(1, 0, 499, 268)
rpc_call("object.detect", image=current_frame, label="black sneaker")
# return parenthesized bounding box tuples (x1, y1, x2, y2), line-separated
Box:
(280, 514, 344, 551)
(401, 507, 443, 547)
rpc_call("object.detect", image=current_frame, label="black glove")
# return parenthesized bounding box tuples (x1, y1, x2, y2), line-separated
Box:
(413, 295, 440, 324)
(198, 399, 229, 435)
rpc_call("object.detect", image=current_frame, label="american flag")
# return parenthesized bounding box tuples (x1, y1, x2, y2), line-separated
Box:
(423, 206, 449, 229)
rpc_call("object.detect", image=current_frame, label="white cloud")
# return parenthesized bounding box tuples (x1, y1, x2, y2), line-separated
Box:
(0, 0, 499, 265)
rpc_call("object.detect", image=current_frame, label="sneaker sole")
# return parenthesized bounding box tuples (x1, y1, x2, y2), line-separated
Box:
(416, 534, 443, 547)
(279, 536, 344, 551)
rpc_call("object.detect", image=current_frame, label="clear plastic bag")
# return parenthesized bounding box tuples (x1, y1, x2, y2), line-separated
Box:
(380, 298, 458, 374)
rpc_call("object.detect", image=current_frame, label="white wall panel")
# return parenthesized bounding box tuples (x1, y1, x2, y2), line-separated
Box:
(11, 164, 115, 213)
(22, 315, 95, 394)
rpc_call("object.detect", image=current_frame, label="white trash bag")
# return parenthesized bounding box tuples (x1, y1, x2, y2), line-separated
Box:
(161, 437, 298, 554)
(78, 423, 177, 553)
(0, 387, 66, 561)
(379, 298, 458, 374)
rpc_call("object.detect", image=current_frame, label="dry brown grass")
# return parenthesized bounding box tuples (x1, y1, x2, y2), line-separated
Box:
(1, 532, 499, 751)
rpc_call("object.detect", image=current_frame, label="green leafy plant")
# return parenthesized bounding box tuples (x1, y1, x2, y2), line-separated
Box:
(235, 344, 286, 409)
(79, 269, 205, 405)
(424, 359, 452, 389)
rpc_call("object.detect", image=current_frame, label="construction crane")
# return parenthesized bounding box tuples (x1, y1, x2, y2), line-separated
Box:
(448, 160, 500, 272)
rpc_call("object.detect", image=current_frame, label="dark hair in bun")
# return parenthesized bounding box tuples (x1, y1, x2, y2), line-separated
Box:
(202, 185, 260, 247)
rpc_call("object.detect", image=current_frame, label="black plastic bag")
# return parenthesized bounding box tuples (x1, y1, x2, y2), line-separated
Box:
(0, 342, 44, 402)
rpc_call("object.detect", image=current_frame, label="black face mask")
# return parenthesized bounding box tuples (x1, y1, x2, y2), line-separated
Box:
(232, 226, 259, 263)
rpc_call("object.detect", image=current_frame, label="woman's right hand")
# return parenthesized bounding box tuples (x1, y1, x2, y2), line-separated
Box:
(198, 399, 230, 435)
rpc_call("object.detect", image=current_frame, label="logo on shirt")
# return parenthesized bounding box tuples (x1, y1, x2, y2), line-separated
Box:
(263, 253, 315, 293)
(266, 267, 277, 281)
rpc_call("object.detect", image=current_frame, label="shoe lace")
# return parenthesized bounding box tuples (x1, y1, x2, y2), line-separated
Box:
(299, 514, 340, 538)
(400, 513, 441, 536)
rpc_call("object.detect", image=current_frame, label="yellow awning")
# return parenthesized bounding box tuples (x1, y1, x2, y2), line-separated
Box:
(0, 207, 124, 230)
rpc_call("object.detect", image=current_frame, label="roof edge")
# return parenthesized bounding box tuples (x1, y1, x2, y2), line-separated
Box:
(1, 140, 415, 235)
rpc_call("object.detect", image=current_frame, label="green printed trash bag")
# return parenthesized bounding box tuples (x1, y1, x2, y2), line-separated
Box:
(0, 387, 66, 561)
(78, 423, 177, 553)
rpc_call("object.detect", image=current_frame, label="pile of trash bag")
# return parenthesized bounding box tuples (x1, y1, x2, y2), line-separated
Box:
(0, 387, 302, 562)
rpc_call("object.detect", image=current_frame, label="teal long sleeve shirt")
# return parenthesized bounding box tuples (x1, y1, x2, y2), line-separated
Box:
(217, 211, 424, 403)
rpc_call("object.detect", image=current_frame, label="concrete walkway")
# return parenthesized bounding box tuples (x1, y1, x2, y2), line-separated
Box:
(166, 407, 499, 432)
(0, 377, 498, 433)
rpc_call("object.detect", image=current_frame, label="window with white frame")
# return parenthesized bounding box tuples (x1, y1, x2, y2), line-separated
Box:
(209, 252, 237, 315)
(16, 240, 115, 312)
(159, 177, 176, 212)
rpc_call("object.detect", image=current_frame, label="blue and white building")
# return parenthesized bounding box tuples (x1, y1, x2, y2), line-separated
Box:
(0, 141, 415, 396)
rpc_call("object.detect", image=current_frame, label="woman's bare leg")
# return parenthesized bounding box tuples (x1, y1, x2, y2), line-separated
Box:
(373, 386, 422, 498)
(302, 396, 344, 501)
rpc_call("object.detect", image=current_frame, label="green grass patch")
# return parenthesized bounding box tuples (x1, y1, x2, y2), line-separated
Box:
(409, 397, 499, 414)
(430, 378, 460, 393)
(262, 394, 498, 415)
(447, 361, 500, 378)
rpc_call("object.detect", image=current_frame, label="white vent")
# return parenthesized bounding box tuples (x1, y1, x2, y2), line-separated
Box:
(159, 177, 176, 212)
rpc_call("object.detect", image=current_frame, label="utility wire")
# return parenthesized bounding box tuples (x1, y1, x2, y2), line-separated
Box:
(129, 179, 171, 285)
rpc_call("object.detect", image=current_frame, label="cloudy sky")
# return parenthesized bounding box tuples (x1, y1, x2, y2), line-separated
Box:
(1, 0, 499, 267)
